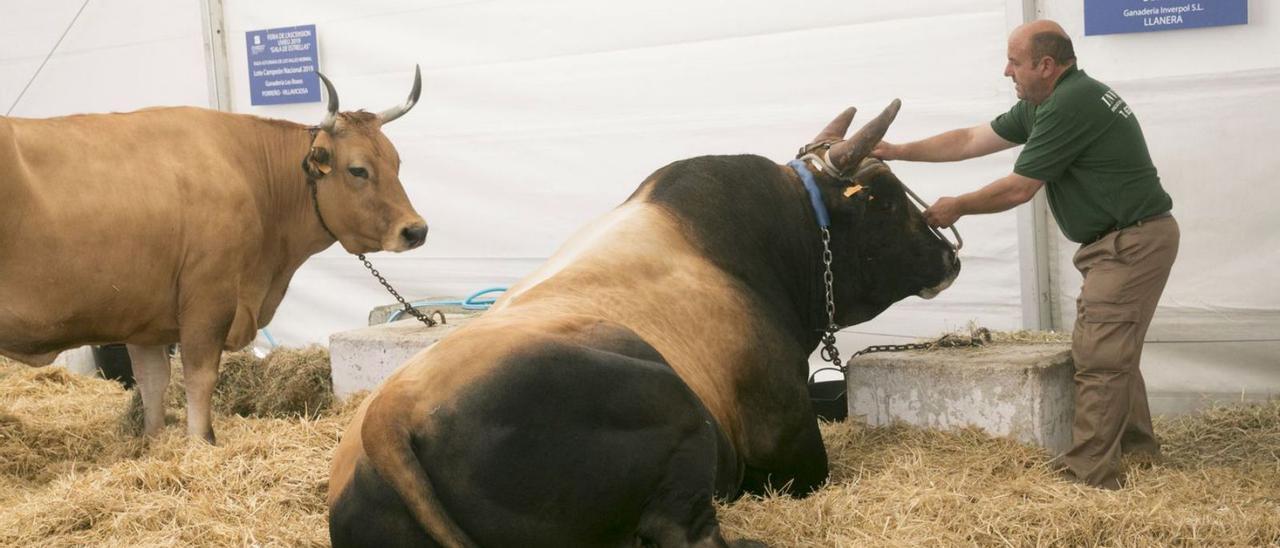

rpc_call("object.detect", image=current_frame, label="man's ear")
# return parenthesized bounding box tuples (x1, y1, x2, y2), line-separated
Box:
(305, 131, 334, 178)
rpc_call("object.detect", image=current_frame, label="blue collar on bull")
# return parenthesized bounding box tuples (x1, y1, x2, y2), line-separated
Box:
(788, 159, 830, 229)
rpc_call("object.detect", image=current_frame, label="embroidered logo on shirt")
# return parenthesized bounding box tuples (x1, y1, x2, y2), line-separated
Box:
(1101, 90, 1133, 118)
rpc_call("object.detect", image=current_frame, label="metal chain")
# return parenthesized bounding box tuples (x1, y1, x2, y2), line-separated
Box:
(818, 227, 843, 371)
(356, 254, 445, 328)
(818, 329, 993, 380)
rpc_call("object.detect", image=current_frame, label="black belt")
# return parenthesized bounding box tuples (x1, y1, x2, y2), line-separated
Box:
(1090, 211, 1172, 243)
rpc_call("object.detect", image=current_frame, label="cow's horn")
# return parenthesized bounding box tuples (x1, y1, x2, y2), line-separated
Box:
(377, 65, 422, 125)
(812, 107, 856, 144)
(318, 72, 340, 132)
(828, 99, 902, 172)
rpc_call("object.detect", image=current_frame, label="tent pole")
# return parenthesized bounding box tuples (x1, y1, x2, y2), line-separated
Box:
(1008, 0, 1060, 331)
(200, 0, 231, 111)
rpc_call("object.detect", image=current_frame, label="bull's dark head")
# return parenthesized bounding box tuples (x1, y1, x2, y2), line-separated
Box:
(798, 102, 961, 325)
(304, 67, 428, 254)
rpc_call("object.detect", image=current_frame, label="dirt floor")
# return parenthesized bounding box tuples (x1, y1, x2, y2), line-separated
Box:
(1, 350, 1277, 547)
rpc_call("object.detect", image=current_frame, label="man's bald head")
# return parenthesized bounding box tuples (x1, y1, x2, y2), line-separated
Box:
(1003, 19, 1076, 104)
(1011, 19, 1076, 68)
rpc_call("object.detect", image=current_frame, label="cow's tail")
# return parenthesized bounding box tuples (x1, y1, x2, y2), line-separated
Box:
(361, 390, 477, 548)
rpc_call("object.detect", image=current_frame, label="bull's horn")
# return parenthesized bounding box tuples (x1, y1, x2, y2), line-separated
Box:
(317, 72, 340, 132)
(377, 65, 422, 125)
(812, 107, 856, 144)
(828, 99, 901, 172)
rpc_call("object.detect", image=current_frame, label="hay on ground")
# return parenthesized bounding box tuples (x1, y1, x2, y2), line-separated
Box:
(3, 347, 1279, 546)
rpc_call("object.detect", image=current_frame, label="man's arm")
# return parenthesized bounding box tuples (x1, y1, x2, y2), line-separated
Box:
(923, 173, 1044, 228)
(873, 124, 1017, 162)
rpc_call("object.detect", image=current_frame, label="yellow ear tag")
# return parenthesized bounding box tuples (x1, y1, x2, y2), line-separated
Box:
(843, 184, 864, 198)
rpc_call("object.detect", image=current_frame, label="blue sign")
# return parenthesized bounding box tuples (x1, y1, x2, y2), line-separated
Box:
(1085, 1, 1247, 36)
(245, 24, 320, 105)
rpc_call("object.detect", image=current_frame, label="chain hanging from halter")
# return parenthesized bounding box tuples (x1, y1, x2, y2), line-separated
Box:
(818, 226, 843, 370)
(307, 177, 444, 328)
(355, 254, 446, 327)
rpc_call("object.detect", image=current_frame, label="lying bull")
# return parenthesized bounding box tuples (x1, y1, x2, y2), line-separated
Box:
(327, 101, 960, 547)
(0, 68, 428, 443)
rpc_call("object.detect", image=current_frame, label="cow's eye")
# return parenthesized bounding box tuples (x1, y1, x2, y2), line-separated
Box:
(348, 166, 369, 179)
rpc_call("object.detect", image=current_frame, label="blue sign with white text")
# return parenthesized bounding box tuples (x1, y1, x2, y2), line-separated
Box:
(1085, 0, 1247, 36)
(246, 24, 320, 105)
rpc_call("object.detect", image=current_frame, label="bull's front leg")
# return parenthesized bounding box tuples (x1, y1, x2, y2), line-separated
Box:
(126, 344, 171, 437)
(740, 414, 828, 496)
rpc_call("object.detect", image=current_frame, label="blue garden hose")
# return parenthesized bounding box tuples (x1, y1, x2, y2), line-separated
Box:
(386, 287, 507, 323)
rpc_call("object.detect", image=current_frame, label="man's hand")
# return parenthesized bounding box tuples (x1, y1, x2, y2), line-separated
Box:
(924, 197, 964, 228)
(871, 140, 900, 161)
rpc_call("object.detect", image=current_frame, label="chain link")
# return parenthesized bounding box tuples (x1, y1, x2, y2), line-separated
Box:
(818, 227, 843, 371)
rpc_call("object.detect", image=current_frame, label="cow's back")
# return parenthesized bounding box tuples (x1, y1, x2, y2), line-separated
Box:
(0, 108, 268, 359)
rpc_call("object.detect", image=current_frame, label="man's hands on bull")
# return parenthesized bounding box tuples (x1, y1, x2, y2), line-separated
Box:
(870, 140, 902, 161)
(923, 196, 963, 228)
(871, 140, 961, 229)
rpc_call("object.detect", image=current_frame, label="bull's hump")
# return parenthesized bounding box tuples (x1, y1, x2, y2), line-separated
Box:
(494, 203, 689, 309)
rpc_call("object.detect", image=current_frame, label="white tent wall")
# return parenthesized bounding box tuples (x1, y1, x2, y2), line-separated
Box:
(3, 1, 1276, 409)
(0, 0, 208, 117)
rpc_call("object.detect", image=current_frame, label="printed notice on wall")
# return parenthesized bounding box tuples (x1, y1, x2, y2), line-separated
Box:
(1085, 0, 1247, 36)
(246, 24, 319, 105)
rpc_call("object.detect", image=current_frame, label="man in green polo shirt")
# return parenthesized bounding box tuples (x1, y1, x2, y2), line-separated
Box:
(872, 19, 1179, 489)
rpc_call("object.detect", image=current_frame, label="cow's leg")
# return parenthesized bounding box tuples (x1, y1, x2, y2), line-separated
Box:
(178, 337, 225, 444)
(177, 297, 235, 444)
(740, 415, 828, 497)
(126, 344, 171, 437)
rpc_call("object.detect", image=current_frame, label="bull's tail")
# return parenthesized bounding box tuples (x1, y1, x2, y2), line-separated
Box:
(361, 390, 476, 548)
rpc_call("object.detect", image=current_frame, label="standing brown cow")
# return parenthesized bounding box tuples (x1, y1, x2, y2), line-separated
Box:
(0, 68, 427, 443)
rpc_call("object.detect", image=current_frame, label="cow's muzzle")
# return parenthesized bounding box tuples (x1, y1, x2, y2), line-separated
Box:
(400, 223, 429, 250)
(918, 251, 961, 300)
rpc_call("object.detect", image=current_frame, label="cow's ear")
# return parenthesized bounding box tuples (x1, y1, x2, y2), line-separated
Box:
(305, 131, 335, 178)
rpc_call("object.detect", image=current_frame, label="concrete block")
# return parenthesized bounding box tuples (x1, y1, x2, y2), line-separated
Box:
(330, 314, 478, 399)
(846, 344, 1075, 455)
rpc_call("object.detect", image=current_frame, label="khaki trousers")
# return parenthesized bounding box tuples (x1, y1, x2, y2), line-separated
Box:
(1061, 215, 1179, 489)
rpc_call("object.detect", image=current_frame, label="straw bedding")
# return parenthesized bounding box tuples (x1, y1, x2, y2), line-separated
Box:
(1, 348, 1277, 547)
